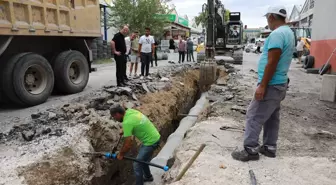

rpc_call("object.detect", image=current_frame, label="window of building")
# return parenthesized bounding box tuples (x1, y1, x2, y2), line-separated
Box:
(303, 3, 308, 13)
(310, 0, 315, 9)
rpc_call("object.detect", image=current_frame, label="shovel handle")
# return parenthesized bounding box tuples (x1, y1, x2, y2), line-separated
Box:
(105, 153, 169, 171)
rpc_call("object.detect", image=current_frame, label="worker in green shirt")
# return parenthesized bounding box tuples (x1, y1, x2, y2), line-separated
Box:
(110, 105, 161, 185)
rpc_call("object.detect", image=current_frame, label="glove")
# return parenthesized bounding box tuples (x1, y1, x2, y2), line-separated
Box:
(116, 151, 124, 160)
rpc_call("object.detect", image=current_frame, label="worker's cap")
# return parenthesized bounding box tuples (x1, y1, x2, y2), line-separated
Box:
(264, 5, 287, 18)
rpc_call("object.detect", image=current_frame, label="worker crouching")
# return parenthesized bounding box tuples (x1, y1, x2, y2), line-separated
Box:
(110, 105, 161, 185)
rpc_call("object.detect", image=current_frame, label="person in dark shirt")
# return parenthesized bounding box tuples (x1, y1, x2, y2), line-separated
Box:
(151, 38, 159, 67)
(169, 38, 175, 50)
(111, 25, 129, 87)
(186, 37, 195, 62)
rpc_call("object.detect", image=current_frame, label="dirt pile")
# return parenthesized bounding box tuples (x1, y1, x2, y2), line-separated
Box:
(19, 147, 93, 185)
(137, 70, 200, 140)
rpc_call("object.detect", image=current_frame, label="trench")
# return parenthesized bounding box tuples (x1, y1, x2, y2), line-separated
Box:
(89, 68, 220, 185)
(87, 70, 218, 185)
(9, 65, 226, 185)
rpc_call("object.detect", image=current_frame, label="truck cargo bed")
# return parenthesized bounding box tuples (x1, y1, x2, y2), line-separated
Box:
(0, 0, 101, 37)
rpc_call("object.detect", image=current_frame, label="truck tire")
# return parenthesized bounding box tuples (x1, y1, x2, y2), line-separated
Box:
(90, 42, 97, 49)
(92, 48, 98, 61)
(1, 53, 54, 106)
(52, 50, 89, 94)
(0, 53, 30, 105)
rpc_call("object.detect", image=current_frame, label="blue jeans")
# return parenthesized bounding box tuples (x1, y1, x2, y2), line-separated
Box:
(134, 140, 160, 185)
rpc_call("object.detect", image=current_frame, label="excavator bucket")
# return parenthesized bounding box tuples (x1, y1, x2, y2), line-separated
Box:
(199, 60, 217, 92)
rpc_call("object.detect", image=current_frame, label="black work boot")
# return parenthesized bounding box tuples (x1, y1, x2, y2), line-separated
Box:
(144, 175, 154, 182)
(231, 148, 260, 162)
(259, 146, 276, 158)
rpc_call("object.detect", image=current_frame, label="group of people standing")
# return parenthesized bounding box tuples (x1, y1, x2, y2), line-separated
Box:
(169, 37, 195, 63)
(111, 25, 158, 87)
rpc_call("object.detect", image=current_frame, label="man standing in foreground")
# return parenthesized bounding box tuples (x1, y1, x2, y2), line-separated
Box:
(111, 25, 129, 87)
(110, 105, 161, 185)
(129, 31, 140, 77)
(231, 5, 294, 161)
(138, 27, 155, 80)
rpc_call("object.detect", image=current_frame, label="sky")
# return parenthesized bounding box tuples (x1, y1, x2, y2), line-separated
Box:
(171, 0, 306, 28)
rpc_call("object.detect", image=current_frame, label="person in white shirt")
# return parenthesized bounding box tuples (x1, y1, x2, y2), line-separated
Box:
(296, 37, 305, 62)
(138, 27, 155, 79)
(124, 35, 132, 80)
(129, 31, 140, 77)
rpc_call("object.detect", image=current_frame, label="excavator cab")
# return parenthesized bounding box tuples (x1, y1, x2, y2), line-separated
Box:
(226, 12, 243, 46)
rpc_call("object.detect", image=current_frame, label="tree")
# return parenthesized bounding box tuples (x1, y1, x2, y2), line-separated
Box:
(194, 11, 207, 28)
(194, 8, 230, 28)
(105, 0, 173, 37)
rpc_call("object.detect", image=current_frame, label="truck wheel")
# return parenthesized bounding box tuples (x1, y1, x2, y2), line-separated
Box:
(1, 53, 54, 106)
(1, 53, 31, 105)
(52, 50, 89, 94)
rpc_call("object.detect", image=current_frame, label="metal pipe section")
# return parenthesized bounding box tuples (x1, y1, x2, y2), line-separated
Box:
(149, 92, 209, 184)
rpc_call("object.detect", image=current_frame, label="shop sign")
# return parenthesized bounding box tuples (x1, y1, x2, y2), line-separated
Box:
(155, 14, 177, 22)
(177, 17, 189, 27)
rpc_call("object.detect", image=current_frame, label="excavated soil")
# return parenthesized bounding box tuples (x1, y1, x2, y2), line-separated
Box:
(138, 70, 200, 140)
(90, 69, 201, 185)
(0, 66, 211, 185)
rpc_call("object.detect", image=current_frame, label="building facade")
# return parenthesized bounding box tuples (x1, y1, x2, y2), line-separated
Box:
(162, 9, 190, 40)
(300, 0, 314, 27)
(310, 0, 336, 72)
(243, 28, 261, 43)
(288, 5, 301, 27)
(288, 0, 314, 28)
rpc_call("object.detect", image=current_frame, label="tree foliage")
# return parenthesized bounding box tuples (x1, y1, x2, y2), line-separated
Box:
(194, 9, 230, 28)
(104, 0, 173, 37)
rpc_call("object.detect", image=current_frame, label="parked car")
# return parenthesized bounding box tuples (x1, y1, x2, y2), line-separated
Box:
(245, 43, 263, 53)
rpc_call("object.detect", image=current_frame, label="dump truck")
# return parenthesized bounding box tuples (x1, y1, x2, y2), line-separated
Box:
(0, 0, 101, 106)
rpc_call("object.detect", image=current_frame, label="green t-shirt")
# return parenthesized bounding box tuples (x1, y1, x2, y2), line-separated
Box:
(122, 109, 160, 146)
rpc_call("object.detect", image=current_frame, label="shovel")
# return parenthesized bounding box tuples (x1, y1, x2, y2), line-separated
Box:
(82, 152, 169, 171)
(319, 48, 336, 75)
